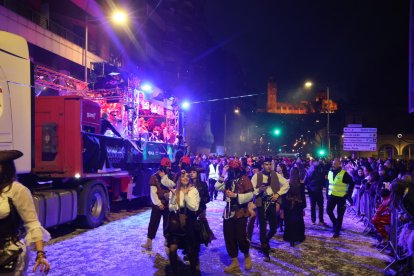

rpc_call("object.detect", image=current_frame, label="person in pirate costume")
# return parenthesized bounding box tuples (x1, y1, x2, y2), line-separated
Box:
(282, 167, 306, 247)
(180, 166, 216, 265)
(189, 166, 215, 243)
(173, 156, 191, 183)
(215, 159, 254, 273)
(141, 157, 176, 250)
(246, 162, 261, 242)
(0, 150, 50, 275)
(165, 171, 200, 275)
(251, 157, 290, 262)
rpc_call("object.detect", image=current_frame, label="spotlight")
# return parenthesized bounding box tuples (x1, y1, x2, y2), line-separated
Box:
(181, 101, 191, 110)
(140, 82, 153, 93)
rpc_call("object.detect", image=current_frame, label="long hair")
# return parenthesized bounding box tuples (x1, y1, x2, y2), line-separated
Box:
(287, 167, 302, 206)
(175, 172, 191, 208)
(289, 167, 301, 195)
(190, 170, 202, 186)
(0, 161, 16, 194)
(278, 163, 289, 179)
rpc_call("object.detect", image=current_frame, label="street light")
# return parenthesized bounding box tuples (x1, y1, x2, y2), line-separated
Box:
(223, 107, 241, 154)
(304, 81, 313, 89)
(84, 10, 129, 82)
(304, 81, 331, 158)
(112, 10, 128, 24)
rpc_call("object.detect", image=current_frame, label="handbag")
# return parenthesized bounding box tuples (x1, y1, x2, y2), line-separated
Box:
(0, 197, 24, 273)
(195, 219, 213, 246)
(0, 243, 22, 273)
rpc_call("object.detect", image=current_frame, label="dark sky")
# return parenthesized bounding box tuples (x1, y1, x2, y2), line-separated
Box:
(203, 0, 413, 134)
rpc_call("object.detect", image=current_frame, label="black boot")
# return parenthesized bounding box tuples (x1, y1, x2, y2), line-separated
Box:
(262, 243, 271, 262)
(169, 251, 179, 275)
(279, 219, 284, 232)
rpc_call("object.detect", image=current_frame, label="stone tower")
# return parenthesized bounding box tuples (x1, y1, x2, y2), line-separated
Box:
(267, 77, 277, 113)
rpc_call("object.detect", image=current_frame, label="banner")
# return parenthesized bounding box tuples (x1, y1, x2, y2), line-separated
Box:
(82, 132, 186, 172)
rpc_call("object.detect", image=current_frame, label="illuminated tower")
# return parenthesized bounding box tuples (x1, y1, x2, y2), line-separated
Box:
(267, 77, 277, 113)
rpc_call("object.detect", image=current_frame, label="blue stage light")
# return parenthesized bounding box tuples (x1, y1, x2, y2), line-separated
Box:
(181, 101, 191, 110)
(140, 83, 153, 93)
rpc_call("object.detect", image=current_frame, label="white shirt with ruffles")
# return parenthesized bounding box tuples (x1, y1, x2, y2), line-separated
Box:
(169, 186, 200, 212)
(0, 181, 51, 246)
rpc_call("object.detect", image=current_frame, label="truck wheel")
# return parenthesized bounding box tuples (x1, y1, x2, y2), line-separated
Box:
(78, 184, 107, 228)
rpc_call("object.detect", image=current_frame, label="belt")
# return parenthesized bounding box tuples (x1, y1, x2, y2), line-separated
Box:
(0, 236, 18, 249)
(262, 194, 275, 203)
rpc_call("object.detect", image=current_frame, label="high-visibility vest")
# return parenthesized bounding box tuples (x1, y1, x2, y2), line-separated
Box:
(328, 170, 348, 197)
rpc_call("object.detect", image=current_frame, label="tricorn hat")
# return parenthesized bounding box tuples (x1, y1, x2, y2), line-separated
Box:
(180, 156, 191, 165)
(0, 150, 23, 163)
(228, 159, 242, 170)
(160, 157, 172, 167)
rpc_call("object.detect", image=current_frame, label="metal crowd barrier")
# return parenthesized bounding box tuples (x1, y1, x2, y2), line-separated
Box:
(361, 192, 375, 234)
(381, 208, 406, 271)
(352, 190, 408, 272)
(346, 188, 360, 218)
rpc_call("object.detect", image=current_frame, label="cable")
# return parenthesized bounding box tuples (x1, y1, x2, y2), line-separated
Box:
(191, 92, 265, 104)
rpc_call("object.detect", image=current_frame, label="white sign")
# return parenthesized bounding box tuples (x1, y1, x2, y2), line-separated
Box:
(343, 126, 377, 151)
(343, 132, 377, 138)
(343, 137, 377, 143)
(343, 143, 377, 151)
(343, 127, 377, 133)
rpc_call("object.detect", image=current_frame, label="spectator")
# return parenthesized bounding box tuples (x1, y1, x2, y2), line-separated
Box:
(199, 155, 210, 183)
(372, 189, 392, 245)
(352, 167, 365, 215)
(304, 160, 327, 226)
(208, 157, 220, 201)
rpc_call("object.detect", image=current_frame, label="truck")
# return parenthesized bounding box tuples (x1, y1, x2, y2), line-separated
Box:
(0, 31, 186, 228)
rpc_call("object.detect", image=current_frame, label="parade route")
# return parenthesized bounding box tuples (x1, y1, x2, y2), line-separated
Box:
(28, 195, 391, 276)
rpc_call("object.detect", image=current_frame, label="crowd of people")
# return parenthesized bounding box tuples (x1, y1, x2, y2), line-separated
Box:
(139, 152, 414, 275)
(2, 147, 414, 275)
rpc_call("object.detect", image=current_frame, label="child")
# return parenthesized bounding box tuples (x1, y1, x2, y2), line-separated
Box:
(372, 188, 391, 244)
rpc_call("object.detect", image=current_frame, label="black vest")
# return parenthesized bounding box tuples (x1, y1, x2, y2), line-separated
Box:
(0, 198, 24, 246)
(255, 171, 281, 207)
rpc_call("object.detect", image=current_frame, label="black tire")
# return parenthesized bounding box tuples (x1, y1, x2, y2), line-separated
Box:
(78, 184, 107, 228)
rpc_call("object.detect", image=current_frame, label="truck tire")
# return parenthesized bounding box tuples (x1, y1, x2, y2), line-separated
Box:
(78, 184, 107, 228)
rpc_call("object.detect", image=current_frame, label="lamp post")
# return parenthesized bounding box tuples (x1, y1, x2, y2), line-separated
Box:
(223, 106, 241, 154)
(84, 15, 89, 82)
(304, 81, 331, 158)
(84, 10, 128, 82)
(224, 111, 227, 154)
(327, 87, 330, 158)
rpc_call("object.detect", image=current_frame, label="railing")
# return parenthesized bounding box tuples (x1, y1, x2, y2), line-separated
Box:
(353, 190, 411, 272)
(0, 0, 89, 51)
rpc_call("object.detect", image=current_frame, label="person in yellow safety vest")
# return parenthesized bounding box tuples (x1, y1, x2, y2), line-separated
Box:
(327, 158, 354, 238)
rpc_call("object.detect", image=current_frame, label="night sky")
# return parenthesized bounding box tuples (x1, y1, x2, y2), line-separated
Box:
(203, 0, 413, 134)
